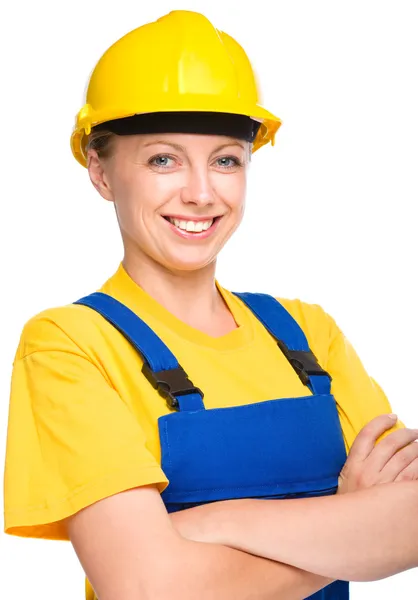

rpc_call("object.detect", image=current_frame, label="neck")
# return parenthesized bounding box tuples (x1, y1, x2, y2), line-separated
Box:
(122, 251, 227, 329)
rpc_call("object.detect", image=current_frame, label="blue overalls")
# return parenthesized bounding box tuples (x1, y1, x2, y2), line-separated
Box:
(75, 291, 349, 599)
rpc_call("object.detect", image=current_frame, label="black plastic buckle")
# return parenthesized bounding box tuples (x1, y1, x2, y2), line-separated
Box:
(142, 363, 203, 410)
(277, 340, 331, 387)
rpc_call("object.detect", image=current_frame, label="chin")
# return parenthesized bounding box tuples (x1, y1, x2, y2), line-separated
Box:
(163, 254, 216, 273)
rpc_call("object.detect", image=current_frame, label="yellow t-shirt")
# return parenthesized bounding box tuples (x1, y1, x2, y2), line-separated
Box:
(4, 263, 401, 592)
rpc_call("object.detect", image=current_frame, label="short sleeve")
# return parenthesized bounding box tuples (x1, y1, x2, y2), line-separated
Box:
(4, 315, 168, 541)
(326, 318, 405, 451)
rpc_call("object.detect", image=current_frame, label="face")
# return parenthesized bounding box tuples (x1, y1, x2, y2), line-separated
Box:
(88, 133, 250, 274)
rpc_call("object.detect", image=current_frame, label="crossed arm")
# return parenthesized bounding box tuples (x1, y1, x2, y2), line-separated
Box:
(69, 485, 333, 600)
(172, 480, 418, 583)
(68, 415, 418, 599)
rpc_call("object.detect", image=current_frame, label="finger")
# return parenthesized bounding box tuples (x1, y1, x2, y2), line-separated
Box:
(379, 440, 418, 483)
(366, 428, 418, 473)
(347, 414, 399, 462)
(395, 453, 418, 483)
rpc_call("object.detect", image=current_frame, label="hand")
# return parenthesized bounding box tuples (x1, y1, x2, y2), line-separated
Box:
(338, 414, 418, 494)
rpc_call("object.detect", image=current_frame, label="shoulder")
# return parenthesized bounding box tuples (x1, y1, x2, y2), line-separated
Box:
(226, 287, 343, 366)
(15, 302, 110, 361)
(15, 267, 126, 361)
(275, 296, 342, 368)
(277, 297, 339, 340)
(230, 288, 343, 367)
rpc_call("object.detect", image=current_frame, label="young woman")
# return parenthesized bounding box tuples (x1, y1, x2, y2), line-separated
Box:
(4, 10, 418, 600)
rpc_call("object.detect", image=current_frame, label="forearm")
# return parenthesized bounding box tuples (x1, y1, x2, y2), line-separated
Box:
(160, 537, 333, 600)
(197, 482, 418, 582)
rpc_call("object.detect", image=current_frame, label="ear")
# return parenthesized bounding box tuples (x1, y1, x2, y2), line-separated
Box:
(87, 149, 115, 202)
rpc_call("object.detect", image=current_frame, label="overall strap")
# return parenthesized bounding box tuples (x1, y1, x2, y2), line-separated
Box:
(234, 292, 332, 396)
(74, 292, 204, 412)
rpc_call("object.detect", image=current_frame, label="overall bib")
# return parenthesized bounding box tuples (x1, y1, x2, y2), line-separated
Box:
(75, 291, 349, 599)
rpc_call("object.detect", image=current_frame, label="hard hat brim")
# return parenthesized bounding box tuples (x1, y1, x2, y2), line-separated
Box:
(71, 105, 281, 168)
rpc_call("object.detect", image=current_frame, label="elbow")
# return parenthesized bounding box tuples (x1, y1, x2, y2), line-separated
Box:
(99, 567, 195, 600)
(93, 544, 199, 600)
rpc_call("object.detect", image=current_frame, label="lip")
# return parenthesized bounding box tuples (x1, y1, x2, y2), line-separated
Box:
(162, 215, 221, 222)
(162, 215, 221, 240)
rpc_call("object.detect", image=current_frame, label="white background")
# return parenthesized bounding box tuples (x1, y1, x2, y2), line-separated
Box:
(1, 0, 417, 598)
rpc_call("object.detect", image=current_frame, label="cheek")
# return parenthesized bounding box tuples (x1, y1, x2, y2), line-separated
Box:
(216, 173, 247, 214)
(112, 173, 162, 228)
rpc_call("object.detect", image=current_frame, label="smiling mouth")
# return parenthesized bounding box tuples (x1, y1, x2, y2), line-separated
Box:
(163, 216, 219, 233)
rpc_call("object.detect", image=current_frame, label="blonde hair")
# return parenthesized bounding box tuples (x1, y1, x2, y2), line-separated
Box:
(85, 128, 116, 161)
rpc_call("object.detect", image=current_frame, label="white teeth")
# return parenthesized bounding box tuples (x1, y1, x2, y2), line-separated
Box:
(168, 218, 214, 232)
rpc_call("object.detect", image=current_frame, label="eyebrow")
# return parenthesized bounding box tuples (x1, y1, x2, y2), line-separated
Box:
(143, 140, 246, 153)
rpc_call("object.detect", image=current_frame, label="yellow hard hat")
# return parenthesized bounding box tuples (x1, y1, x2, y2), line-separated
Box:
(71, 10, 282, 167)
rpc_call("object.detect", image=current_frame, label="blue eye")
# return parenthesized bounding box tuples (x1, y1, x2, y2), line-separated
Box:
(216, 156, 242, 169)
(150, 155, 175, 168)
(149, 154, 243, 170)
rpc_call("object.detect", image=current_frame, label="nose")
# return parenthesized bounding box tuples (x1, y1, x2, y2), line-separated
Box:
(180, 164, 215, 207)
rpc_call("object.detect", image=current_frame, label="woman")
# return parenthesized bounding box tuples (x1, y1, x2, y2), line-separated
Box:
(4, 9, 418, 600)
